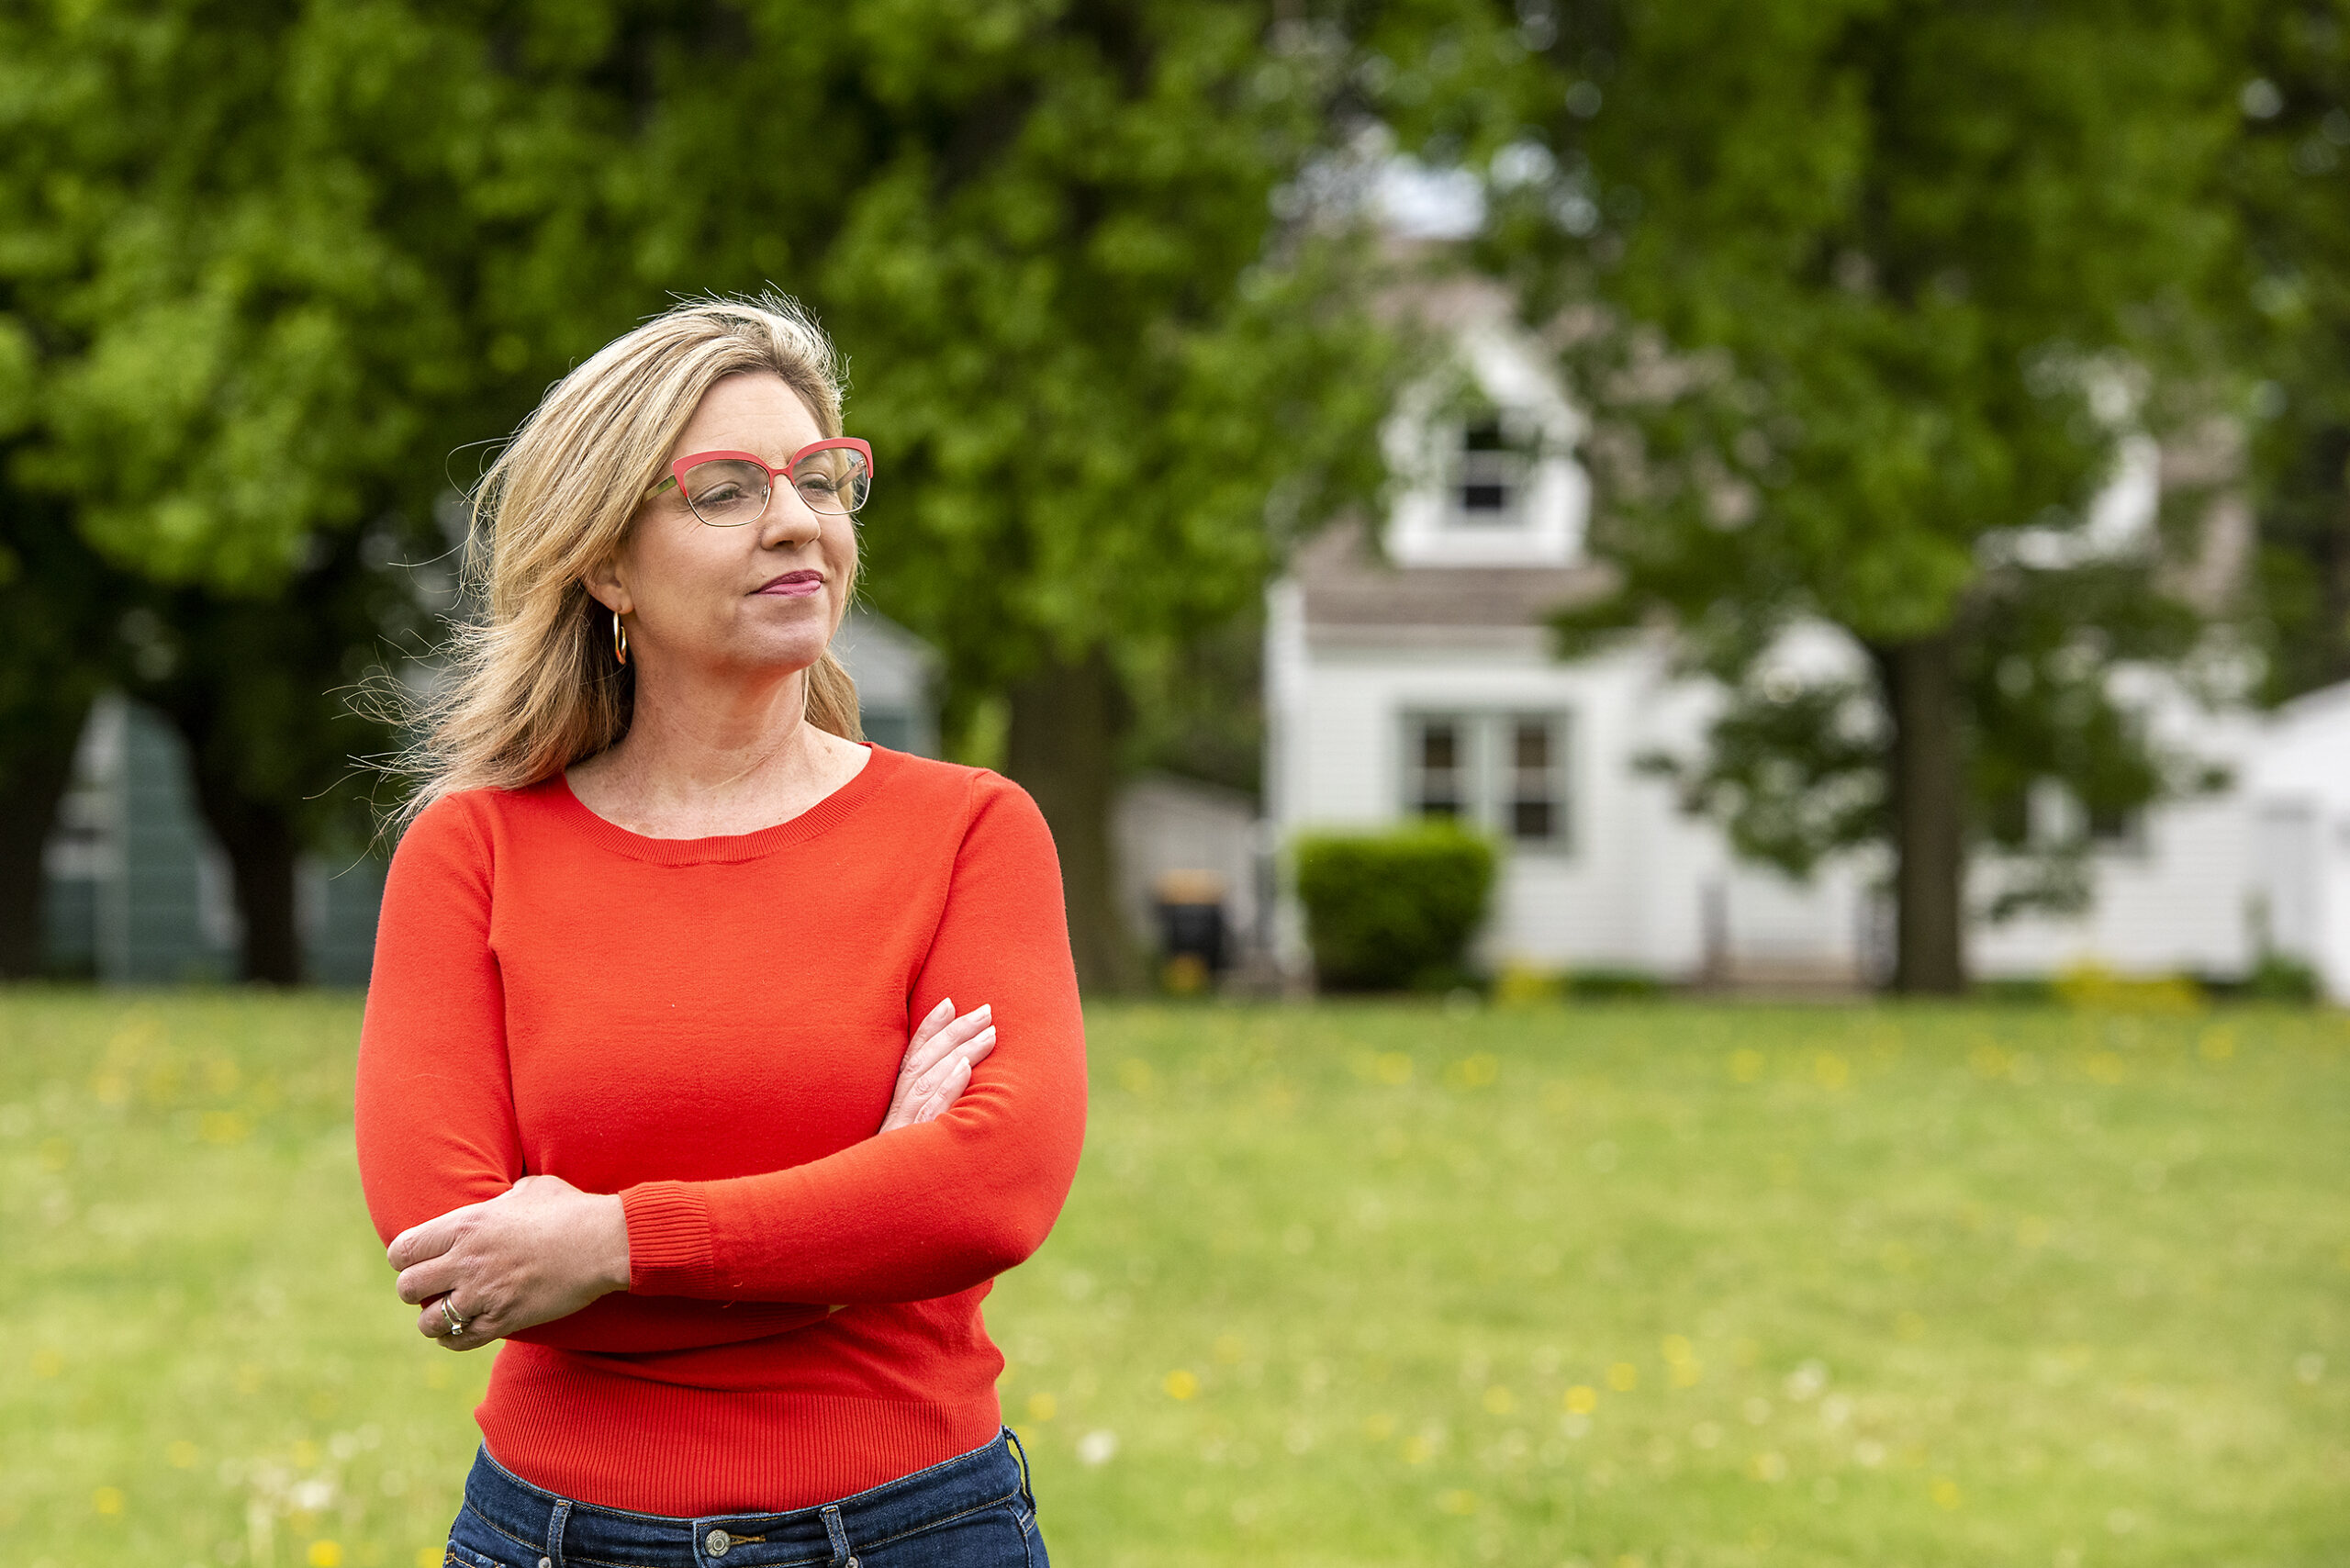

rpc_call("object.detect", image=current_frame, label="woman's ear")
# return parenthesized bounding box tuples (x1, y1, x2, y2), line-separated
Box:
(582, 555, 632, 619)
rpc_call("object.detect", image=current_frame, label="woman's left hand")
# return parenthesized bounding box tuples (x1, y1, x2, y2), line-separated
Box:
(387, 1173, 630, 1350)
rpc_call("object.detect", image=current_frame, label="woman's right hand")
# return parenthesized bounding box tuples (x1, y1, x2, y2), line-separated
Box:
(879, 999, 997, 1133)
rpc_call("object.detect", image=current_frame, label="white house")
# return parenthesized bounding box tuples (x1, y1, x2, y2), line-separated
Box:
(1263, 284, 2350, 1001)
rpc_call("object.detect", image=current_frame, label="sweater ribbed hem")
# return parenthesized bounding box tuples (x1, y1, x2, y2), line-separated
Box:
(621, 1181, 719, 1296)
(478, 1353, 1004, 1514)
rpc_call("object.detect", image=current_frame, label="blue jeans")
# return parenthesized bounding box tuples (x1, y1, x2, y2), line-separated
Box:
(444, 1430, 1047, 1568)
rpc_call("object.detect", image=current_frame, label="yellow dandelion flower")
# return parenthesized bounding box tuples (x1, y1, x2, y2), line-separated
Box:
(1564, 1384, 1598, 1414)
(1729, 1049, 1765, 1083)
(1438, 1488, 1479, 1516)
(1402, 1434, 1434, 1464)
(308, 1542, 345, 1568)
(1660, 1335, 1695, 1364)
(1812, 1052, 1850, 1090)
(1364, 1412, 1396, 1439)
(93, 1485, 125, 1516)
(1607, 1361, 1639, 1392)
(1025, 1393, 1058, 1422)
(166, 1440, 199, 1469)
(1482, 1385, 1514, 1415)
(200, 1111, 250, 1145)
(1162, 1369, 1199, 1400)
(1930, 1477, 1962, 1510)
(1374, 1052, 1413, 1085)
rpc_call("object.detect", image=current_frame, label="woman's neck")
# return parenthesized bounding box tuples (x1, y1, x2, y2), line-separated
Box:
(565, 666, 869, 839)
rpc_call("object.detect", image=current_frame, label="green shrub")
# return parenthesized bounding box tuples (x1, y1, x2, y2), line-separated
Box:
(1293, 823, 1495, 991)
(1567, 967, 1668, 1000)
(2241, 951, 2322, 1004)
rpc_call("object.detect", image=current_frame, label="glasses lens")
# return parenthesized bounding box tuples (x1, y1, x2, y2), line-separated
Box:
(790, 446, 871, 515)
(680, 459, 771, 526)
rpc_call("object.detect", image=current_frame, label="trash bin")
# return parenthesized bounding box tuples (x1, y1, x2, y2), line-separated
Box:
(1152, 869, 1228, 993)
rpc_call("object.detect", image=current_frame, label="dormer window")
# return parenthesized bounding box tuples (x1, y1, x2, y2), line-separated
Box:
(1450, 412, 1537, 529)
(1379, 321, 1589, 568)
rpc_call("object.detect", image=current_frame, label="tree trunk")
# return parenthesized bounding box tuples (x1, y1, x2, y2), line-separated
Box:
(0, 698, 93, 978)
(1873, 633, 1967, 994)
(183, 750, 304, 985)
(1005, 649, 1140, 996)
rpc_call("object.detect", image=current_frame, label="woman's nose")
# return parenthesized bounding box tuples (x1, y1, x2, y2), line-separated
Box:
(755, 485, 823, 546)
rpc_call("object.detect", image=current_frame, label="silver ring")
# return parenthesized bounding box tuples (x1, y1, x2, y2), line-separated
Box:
(440, 1297, 468, 1338)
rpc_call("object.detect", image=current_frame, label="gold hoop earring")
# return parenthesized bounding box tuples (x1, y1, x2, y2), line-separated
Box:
(612, 609, 628, 666)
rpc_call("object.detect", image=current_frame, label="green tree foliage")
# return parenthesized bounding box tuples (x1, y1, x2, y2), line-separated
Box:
(1372, 0, 2246, 990)
(1, 0, 1398, 988)
(1293, 823, 1494, 990)
(0, 0, 521, 978)
(2231, 5, 2350, 701)
(763, 7, 1398, 990)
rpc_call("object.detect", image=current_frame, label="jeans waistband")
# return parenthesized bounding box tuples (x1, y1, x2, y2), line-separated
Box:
(462, 1428, 1034, 1568)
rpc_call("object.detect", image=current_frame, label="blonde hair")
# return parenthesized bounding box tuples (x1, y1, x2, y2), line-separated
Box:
(388, 293, 862, 824)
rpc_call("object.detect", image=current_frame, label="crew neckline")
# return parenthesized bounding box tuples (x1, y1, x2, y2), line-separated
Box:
(544, 744, 900, 865)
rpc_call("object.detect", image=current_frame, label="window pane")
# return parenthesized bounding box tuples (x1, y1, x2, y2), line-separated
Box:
(1506, 715, 1568, 846)
(1414, 719, 1466, 820)
(1452, 416, 1528, 526)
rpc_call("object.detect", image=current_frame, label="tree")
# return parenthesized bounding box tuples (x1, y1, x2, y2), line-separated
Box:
(1380, 0, 2246, 990)
(0, 481, 126, 978)
(5, 0, 1397, 991)
(0, 0, 506, 979)
(713, 6, 1398, 991)
(2230, 4, 2350, 702)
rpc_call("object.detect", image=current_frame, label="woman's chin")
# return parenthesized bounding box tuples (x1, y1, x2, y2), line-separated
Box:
(711, 633, 834, 680)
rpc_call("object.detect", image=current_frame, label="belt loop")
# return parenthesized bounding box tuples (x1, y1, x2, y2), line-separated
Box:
(546, 1498, 571, 1568)
(821, 1502, 851, 1566)
(1002, 1426, 1036, 1511)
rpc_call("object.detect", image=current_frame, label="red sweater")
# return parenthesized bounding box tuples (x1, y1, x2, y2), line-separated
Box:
(353, 747, 1087, 1515)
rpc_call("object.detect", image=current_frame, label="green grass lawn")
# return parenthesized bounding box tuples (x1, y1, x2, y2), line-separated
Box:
(2, 991, 2344, 1568)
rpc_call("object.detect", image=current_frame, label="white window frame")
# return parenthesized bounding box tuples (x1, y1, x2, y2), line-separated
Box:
(1400, 710, 1574, 855)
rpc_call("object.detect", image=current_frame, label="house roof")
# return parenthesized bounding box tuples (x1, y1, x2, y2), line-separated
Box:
(1292, 520, 1615, 650)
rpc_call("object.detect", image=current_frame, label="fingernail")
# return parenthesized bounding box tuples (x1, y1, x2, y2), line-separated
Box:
(975, 1003, 992, 1021)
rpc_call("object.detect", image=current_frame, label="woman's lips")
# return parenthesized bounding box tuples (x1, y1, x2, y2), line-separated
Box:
(755, 571, 824, 598)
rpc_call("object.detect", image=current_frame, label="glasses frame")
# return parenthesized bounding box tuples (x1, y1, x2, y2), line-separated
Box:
(643, 437, 876, 525)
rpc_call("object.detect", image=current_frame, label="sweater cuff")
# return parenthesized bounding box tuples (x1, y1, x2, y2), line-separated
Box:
(620, 1181, 722, 1297)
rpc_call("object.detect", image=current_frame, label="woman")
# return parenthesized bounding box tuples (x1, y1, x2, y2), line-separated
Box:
(354, 295, 1086, 1568)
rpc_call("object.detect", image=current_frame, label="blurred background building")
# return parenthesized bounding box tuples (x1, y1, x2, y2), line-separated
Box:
(1264, 281, 2350, 1001)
